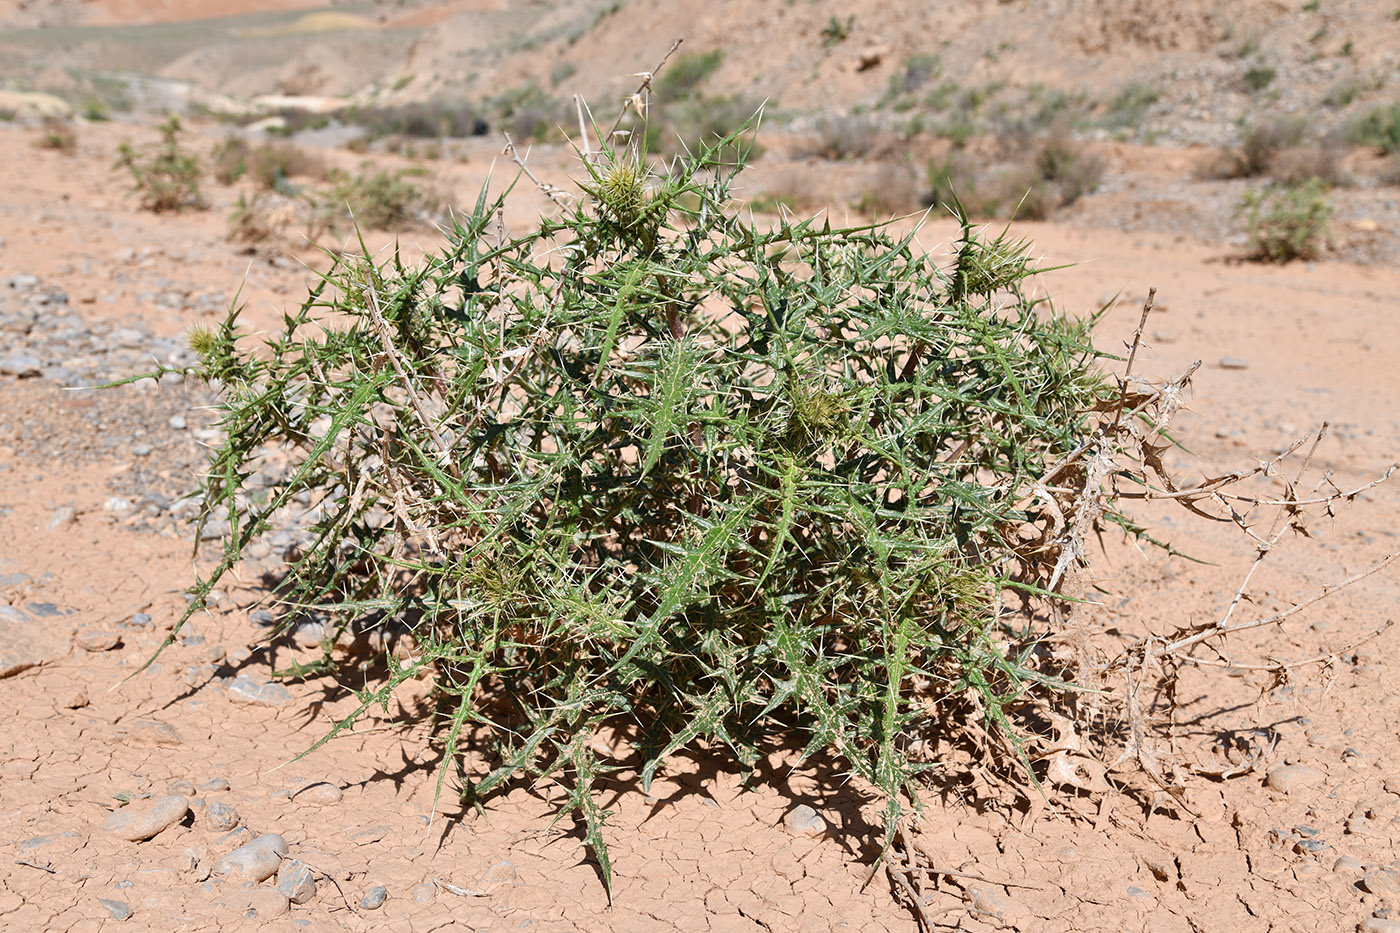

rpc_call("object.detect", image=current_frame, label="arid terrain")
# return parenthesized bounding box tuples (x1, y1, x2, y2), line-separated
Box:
(2, 1, 1400, 931)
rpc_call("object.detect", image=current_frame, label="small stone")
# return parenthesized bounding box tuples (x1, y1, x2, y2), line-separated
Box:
(167, 780, 196, 797)
(1219, 357, 1249, 370)
(168, 415, 187, 430)
(44, 506, 75, 531)
(212, 834, 288, 884)
(200, 777, 231, 793)
(213, 827, 255, 854)
(349, 825, 389, 845)
(204, 801, 240, 833)
(412, 882, 436, 904)
(76, 629, 121, 652)
(121, 613, 152, 629)
(1383, 778, 1400, 797)
(124, 720, 183, 747)
(103, 496, 134, 514)
(227, 675, 293, 708)
(1152, 329, 1177, 343)
(1266, 764, 1323, 794)
(1361, 919, 1400, 933)
(1363, 869, 1400, 899)
(479, 859, 518, 889)
(98, 898, 133, 921)
(1334, 856, 1365, 873)
(249, 609, 277, 628)
(103, 796, 191, 841)
(0, 352, 42, 377)
(782, 804, 827, 838)
(276, 859, 317, 905)
(965, 883, 1015, 922)
(360, 885, 387, 910)
(293, 782, 342, 806)
(290, 620, 326, 648)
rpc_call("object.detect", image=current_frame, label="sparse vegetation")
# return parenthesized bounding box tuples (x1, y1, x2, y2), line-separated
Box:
(1206, 116, 1308, 178)
(319, 166, 442, 231)
(1243, 64, 1277, 94)
(35, 116, 77, 154)
(820, 15, 853, 47)
(212, 137, 327, 190)
(1100, 82, 1159, 132)
(1345, 103, 1400, 155)
(114, 116, 206, 213)
(342, 98, 488, 141)
(926, 126, 1104, 221)
(654, 49, 724, 100)
(1237, 177, 1333, 262)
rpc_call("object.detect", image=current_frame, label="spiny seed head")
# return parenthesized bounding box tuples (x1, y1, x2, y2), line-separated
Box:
(596, 156, 649, 227)
(187, 324, 219, 360)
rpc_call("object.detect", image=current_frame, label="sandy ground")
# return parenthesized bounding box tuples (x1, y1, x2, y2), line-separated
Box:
(2, 117, 1400, 933)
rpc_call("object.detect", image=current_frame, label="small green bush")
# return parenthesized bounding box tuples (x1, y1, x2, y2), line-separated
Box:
(114, 116, 206, 213)
(1243, 64, 1277, 93)
(654, 49, 724, 100)
(821, 15, 853, 46)
(1345, 103, 1400, 154)
(36, 116, 77, 154)
(319, 166, 442, 231)
(155, 123, 1128, 893)
(1237, 177, 1333, 262)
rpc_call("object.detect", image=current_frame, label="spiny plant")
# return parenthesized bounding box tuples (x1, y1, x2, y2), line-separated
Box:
(115, 115, 206, 213)
(1237, 176, 1333, 262)
(134, 111, 1144, 895)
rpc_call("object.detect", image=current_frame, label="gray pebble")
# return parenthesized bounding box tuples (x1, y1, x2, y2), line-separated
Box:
(167, 780, 196, 797)
(1219, 357, 1249, 370)
(200, 777, 231, 793)
(411, 882, 436, 904)
(76, 630, 121, 652)
(204, 801, 240, 833)
(103, 795, 190, 841)
(212, 833, 288, 884)
(249, 609, 277, 628)
(227, 675, 293, 708)
(479, 858, 518, 888)
(213, 827, 255, 854)
(360, 885, 387, 910)
(782, 804, 827, 838)
(168, 415, 187, 430)
(1361, 919, 1400, 933)
(120, 613, 152, 629)
(1335, 856, 1364, 873)
(290, 620, 326, 648)
(292, 782, 342, 806)
(0, 352, 42, 377)
(1265, 764, 1323, 794)
(276, 859, 317, 904)
(44, 506, 75, 531)
(98, 898, 133, 921)
(1363, 869, 1400, 899)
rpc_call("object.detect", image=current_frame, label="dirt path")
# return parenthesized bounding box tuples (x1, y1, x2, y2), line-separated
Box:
(2, 119, 1399, 932)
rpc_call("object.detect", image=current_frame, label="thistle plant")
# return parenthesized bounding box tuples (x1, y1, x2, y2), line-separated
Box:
(150, 120, 1129, 892)
(115, 115, 206, 213)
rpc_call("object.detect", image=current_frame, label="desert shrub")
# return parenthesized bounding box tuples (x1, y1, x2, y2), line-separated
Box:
(821, 14, 853, 46)
(114, 116, 206, 212)
(929, 127, 1103, 220)
(801, 112, 887, 160)
(1345, 102, 1400, 155)
(1236, 177, 1333, 262)
(213, 138, 327, 190)
(654, 49, 724, 100)
(1243, 64, 1276, 93)
(1272, 143, 1349, 187)
(319, 166, 442, 230)
(211, 136, 250, 184)
(1204, 116, 1307, 178)
(79, 98, 110, 121)
(885, 53, 942, 101)
(1099, 82, 1159, 132)
(35, 116, 77, 154)
(344, 99, 488, 140)
(853, 160, 923, 216)
(148, 122, 1141, 893)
